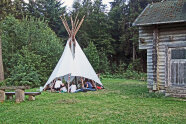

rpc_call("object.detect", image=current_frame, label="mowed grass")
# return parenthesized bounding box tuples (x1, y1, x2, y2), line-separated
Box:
(0, 79, 186, 124)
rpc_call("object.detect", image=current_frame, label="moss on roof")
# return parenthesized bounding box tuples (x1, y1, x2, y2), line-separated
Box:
(133, 0, 186, 26)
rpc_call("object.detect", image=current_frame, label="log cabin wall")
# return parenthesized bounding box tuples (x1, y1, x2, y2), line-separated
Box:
(139, 22, 186, 92)
(159, 22, 186, 89)
(139, 26, 155, 90)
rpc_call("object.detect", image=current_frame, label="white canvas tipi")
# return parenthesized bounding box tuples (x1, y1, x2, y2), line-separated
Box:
(44, 15, 102, 89)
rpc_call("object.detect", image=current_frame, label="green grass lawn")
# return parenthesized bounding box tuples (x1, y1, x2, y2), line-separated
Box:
(0, 79, 186, 124)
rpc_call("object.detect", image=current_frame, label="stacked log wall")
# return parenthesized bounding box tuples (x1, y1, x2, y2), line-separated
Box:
(139, 26, 154, 89)
(158, 23, 186, 90)
(139, 22, 186, 91)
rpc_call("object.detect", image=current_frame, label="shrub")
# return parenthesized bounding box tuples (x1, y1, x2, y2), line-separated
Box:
(0, 15, 63, 87)
(101, 62, 147, 81)
(128, 59, 143, 72)
(5, 47, 41, 87)
(123, 63, 147, 81)
(98, 51, 110, 73)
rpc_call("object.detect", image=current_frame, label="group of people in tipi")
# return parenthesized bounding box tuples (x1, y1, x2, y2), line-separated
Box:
(44, 76, 103, 93)
(43, 15, 104, 92)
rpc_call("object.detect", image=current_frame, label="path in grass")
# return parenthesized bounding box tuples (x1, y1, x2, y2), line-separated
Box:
(0, 79, 186, 123)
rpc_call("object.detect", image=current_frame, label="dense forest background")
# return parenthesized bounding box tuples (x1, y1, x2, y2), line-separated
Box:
(0, 0, 161, 87)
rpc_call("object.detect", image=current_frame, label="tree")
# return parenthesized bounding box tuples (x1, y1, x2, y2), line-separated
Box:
(0, 15, 63, 86)
(108, 0, 129, 63)
(108, 0, 161, 71)
(84, 42, 100, 72)
(0, 31, 4, 81)
(0, 0, 13, 81)
(99, 50, 110, 73)
(27, 0, 66, 37)
(72, 0, 114, 55)
(6, 47, 41, 87)
(0, 0, 14, 20)
(126, 0, 161, 69)
(12, 0, 27, 19)
(0, 0, 28, 82)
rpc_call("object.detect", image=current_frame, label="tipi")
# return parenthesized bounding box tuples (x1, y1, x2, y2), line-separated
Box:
(43, 15, 103, 91)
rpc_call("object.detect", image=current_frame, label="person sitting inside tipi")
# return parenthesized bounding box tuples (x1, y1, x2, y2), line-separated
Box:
(69, 82, 77, 93)
(54, 78, 62, 91)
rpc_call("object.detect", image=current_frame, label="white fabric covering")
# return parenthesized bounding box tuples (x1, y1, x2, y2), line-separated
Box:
(44, 38, 102, 89)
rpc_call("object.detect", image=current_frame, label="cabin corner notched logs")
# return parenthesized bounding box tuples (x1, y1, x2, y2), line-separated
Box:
(133, 1, 186, 97)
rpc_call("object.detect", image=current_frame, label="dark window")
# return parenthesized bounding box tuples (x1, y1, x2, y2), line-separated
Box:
(171, 49, 186, 59)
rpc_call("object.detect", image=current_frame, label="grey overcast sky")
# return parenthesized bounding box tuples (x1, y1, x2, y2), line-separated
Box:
(63, 0, 114, 10)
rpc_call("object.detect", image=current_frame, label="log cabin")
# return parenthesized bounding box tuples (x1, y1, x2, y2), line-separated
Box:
(133, 0, 186, 97)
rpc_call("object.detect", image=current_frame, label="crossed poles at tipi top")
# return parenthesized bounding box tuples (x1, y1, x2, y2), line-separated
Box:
(60, 14, 85, 59)
(60, 14, 85, 92)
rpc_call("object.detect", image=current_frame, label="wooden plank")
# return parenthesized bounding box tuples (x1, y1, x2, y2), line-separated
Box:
(0, 86, 30, 90)
(139, 30, 153, 34)
(158, 51, 165, 55)
(160, 38, 186, 43)
(159, 34, 186, 39)
(139, 27, 153, 49)
(139, 45, 148, 50)
(139, 26, 154, 30)
(139, 33, 153, 37)
(147, 68, 154, 72)
(161, 42, 186, 48)
(147, 53, 153, 56)
(25, 92, 41, 96)
(152, 26, 158, 90)
(139, 43, 152, 49)
(159, 49, 166, 52)
(139, 36, 153, 41)
(165, 46, 169, 87)
(158, 70, 165, 73)
(159, 22, 186, 29)
(147, 63, 153, 66)
(5, 92, 15, 95)
(171, 62, 177, 85)
(5, 92, 41, 96)
(159, 28, 186, 34)
(177, 62, 185, 85)
(139, 40, 153, 44)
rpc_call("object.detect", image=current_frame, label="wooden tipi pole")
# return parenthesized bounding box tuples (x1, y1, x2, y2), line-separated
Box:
(60, 16, 71, 36)
(74, 15, 85, 36)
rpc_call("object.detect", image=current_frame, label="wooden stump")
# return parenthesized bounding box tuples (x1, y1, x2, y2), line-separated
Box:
(28, 95, 35, 101)
(15, 89, 25, 103)
(7, 95, 13, 100)
(0, 90, 5, 103)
